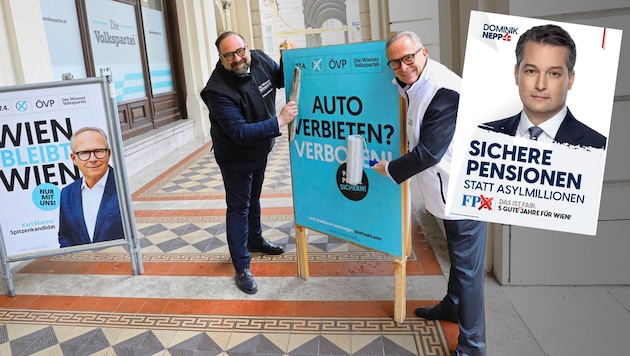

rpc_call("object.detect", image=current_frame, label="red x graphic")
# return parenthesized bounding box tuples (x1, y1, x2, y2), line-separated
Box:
(479, 195, 493, 210)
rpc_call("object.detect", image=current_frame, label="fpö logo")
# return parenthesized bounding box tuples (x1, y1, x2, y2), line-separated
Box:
(461, 194, 494, 211)
(482, 23, 518, 41)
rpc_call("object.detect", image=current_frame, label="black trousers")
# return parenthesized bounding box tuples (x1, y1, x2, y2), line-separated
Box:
(443, 218, 487, 356)
(215, 155, 268, 271)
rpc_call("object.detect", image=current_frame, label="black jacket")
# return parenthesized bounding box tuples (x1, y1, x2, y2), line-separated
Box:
(200, 50, 285, 160)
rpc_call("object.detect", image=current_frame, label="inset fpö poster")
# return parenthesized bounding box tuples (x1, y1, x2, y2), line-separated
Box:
(446, 11, 623, 235)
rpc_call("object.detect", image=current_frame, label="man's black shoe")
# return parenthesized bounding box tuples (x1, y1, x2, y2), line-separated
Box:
(248, 238, 284, 255)
(414, 296, 458, 323)
(236, 268, 258, 294)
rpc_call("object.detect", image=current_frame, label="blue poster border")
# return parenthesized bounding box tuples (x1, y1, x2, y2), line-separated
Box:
(282, 41, 406, 258)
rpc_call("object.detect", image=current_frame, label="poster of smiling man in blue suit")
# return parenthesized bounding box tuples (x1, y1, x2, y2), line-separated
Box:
(57, 126, 124, 248)
(0, 81, 125, 256)
(446, 11, 623, 235)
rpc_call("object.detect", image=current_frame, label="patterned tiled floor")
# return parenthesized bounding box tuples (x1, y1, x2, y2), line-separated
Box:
(0, 131, 457, 355)
(132, 135, 292, 200)
(0, 310, 449, 355)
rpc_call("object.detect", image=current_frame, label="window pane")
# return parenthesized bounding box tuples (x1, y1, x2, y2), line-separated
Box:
(40, 0, 87, 79)
(141, 2, 174, 95)
(264, 25, 274, 54)
(85, 0, 146, 102)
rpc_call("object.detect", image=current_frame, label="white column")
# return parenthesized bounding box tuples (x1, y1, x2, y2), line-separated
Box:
(0, 0, 53, 85)
(232, 0, 253, 47)
(222, 1, 232, 30)
(175, 0, 219, 138)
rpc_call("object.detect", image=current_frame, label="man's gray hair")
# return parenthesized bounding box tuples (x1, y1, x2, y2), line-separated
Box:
(386, 31, 424, 49)
(70, 126, 109, 152)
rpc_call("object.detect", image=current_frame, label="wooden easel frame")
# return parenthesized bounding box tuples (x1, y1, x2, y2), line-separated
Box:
(294, 96, 411, 323)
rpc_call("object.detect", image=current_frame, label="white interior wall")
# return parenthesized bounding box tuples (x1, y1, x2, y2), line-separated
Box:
(388, 0, 442, 63)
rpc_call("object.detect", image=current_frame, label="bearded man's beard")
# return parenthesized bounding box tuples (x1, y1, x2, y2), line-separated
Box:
(232, 60, 250, 77)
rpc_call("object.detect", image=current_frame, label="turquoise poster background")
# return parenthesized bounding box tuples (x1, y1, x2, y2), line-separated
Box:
(283, 41, 404, 257)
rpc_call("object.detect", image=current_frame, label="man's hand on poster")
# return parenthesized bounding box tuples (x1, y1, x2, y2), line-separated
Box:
(280, 39, 295, 51)
(278, 101, 298, 127)
(373, 160, 388, 176)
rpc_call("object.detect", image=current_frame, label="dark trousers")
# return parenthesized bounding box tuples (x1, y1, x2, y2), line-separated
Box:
(215, 155, 268, 271)
(442, 218, 487, 356)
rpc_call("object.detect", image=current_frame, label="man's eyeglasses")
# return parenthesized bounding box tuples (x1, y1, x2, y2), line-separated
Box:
(220, 47, 247, 61)
(387, 48, 423, 70)
(74, 148, 109, 161)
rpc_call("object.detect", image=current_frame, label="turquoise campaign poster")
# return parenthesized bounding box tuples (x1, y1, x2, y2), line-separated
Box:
(283, 41, 404, 257)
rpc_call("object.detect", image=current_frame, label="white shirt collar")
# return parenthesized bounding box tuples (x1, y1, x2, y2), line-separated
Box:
(518, 106, 567, 140)
(81, 167, 110, 191)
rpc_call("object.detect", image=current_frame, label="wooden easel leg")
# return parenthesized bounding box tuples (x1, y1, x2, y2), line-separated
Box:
(295, 224, 309, 280)
(394, 258, 406, 323)
(394, 179, 411, 323)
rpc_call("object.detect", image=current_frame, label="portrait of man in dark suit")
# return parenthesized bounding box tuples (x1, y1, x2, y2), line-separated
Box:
(480, 24, 606, 149)
(58, 126, 124, 247)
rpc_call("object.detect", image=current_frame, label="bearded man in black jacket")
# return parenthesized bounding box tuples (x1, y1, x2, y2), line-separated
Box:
(200, 31, 298, 294)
